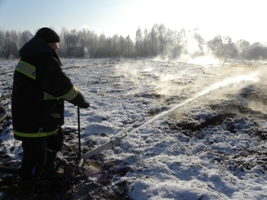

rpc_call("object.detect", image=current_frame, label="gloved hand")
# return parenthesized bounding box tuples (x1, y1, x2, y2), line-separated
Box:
(79, 101, 90, 108)
(69, 91, 89, 108)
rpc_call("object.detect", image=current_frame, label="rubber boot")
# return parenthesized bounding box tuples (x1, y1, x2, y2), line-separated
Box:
(43, 150, 66, 180)
(17, 176, 37, 200)
(44, 150, 58, 177)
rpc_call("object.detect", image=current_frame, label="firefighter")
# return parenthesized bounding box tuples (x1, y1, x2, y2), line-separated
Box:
(11, 27, 89, 199)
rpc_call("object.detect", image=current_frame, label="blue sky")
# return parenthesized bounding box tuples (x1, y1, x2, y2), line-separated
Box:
(0, 0, 266, 43)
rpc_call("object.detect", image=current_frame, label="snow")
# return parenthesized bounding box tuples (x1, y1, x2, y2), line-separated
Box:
(1, 57, 267, 199)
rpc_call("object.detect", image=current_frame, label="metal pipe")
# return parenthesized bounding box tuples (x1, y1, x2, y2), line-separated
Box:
(0, 93, 11, 123)
(0, 165, 19, 174)
(0, 105, 7, 123)
(80, 134, 127, 160)
(77, 106, 81, 160)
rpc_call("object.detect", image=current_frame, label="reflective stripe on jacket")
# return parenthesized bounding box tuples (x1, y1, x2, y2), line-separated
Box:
(16, 61, 36, 80)
(43, 85, 79, 101)
(13, 129, 58, 138)
(16, 61, 79, 101)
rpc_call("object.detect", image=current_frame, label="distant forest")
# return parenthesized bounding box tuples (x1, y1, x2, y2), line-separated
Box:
(1, 24, 267, 60)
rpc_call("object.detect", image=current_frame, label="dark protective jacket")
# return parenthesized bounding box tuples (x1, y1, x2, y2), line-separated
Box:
(12, 36, 87, 140)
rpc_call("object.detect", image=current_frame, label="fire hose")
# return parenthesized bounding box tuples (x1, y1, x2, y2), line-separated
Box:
(0, 93, 11, 123)
(64, 107, 127, 167)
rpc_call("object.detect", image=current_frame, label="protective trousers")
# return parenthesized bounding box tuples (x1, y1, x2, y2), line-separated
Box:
(19, 128, 64, 181)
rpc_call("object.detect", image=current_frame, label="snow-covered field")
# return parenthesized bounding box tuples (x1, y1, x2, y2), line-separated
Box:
(1, 57, 267, 199)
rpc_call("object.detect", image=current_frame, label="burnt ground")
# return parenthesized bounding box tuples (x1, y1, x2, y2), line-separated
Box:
(0, 127, 131, 200)
(164, 83, 267, 180)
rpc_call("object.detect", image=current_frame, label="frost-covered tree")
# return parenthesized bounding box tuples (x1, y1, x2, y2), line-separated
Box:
(119, 35, 127, 57)
(97, 34, 107, 57)
(207, 35, 238, 60)
(242, 42, 267, 60)
(0, 30, 4, 57)
(158, 24, 167, 55)
(64, 29, 79, 57)
(20, 30, 33, 47)
(135, 27, 143, 57)
(2, 30, 19, 58)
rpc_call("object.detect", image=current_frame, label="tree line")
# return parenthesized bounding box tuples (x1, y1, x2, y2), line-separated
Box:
(1, 24, 267, 60)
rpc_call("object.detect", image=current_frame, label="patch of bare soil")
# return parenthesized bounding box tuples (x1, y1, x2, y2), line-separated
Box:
(0, 127, 131, 200)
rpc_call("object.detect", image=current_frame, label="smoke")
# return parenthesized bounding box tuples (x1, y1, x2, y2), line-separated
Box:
(114, 57, 267, 105)
(187, 56, 221, 66)
(83, 47, 90, 58)
(114, 63, 143, 84)
(153, 28, 225, 67)
(179, 30, 205, 59)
